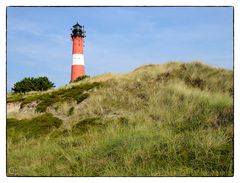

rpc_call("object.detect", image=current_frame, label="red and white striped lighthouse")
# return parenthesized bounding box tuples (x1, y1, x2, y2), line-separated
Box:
(71, 22, 86, 81)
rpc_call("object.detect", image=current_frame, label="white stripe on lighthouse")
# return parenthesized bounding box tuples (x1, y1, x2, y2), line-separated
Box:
(72, 54, 84, 65)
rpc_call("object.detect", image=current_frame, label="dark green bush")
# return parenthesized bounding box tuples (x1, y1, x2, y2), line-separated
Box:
(12, 77, 55, 93)
(72, 75, 90, 82)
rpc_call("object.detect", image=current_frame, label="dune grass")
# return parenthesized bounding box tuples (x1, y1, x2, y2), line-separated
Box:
(7, 62, 233, 176)
(7, 113, 63, 141)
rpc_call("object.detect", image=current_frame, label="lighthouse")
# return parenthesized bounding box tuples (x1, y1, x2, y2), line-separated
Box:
(71, 22, 86, 81)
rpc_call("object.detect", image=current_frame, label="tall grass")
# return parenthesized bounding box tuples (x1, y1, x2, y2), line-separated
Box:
(7, 62, 233, 176)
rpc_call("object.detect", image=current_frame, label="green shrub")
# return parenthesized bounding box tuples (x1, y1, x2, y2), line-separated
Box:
(7, 113, 62, 141)
(72, 75, 90, 82)
(12, 77, 55, 93)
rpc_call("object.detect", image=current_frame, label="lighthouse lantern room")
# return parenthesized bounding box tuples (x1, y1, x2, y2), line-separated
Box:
(71, 22, 86, 81)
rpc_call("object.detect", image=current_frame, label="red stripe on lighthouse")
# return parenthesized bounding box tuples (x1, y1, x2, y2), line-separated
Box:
(72, 37, 83, 54)
(71, 65, 85, 81)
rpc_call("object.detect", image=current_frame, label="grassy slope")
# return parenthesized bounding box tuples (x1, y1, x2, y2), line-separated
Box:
(7, 62, 233, 176)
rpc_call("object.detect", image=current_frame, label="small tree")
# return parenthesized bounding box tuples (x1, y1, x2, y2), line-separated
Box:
(12, 77, 55, 93)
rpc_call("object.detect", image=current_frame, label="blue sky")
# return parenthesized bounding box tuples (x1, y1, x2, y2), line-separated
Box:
(7, 7, 233, 91)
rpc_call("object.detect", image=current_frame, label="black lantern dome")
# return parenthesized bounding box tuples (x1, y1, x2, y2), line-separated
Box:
(71, 22, 86, 38)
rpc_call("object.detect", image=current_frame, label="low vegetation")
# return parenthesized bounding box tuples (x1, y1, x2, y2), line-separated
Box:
(7, 62, 233, 176)
(8, 82, 101, 113)
(72, 75, 90, 83)
(7, 113, 62, 141)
